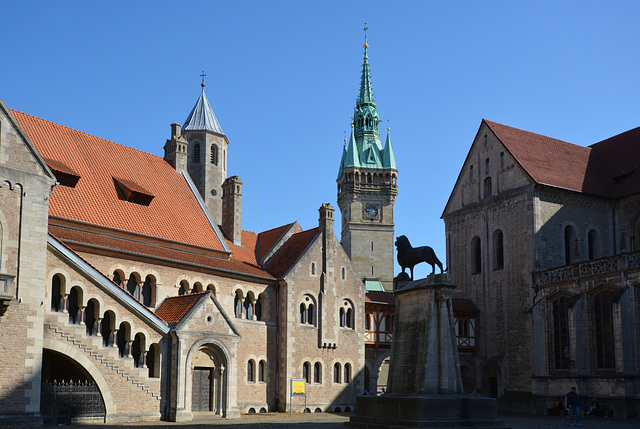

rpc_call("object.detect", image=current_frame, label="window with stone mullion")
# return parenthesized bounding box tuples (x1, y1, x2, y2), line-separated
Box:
(593, 291, 615, 369)
(551, 297, 570, 371)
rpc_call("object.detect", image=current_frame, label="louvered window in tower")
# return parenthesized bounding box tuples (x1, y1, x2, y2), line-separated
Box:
(194, 143, 201, 163)
(210, 144, 218, 165)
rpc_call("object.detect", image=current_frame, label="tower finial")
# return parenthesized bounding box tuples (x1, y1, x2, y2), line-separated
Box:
(200, 70, 206, 89)
(363, 23, 369, 59)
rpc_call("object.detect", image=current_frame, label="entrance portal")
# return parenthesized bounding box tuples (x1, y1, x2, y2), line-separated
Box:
(190, 346, 226, 415)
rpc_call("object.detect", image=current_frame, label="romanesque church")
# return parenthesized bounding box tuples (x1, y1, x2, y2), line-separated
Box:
(0, 34, 397, 425)
(443, 120, 640, 417)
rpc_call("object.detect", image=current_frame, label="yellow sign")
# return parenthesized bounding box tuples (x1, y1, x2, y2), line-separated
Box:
(291, 379, 306, 397)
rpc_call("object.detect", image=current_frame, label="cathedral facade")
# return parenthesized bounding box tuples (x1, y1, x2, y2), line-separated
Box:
(0, 39, 397, 425)
(443, 120, 640, 417)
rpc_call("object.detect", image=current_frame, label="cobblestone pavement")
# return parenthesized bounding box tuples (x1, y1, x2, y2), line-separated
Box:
(62, 412, 640, 428)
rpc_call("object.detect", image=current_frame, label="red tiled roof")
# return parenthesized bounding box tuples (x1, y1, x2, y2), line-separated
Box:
(49, 225, 273, 278)
(155, 292, 208, 324)
(266, 228, 319, 278)
(11, 109, 226, 250)
(485, 120, 610, 197)
(365, 291, 395, 304)
(257, 223, 294, 263)
(590, 126, 640, 198)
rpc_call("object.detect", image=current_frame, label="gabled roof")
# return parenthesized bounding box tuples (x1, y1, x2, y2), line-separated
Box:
(11, 109, 227, 252)
(265, 228, 320, 278)
(0, 98, 55, 181)
(155, 292, 208, 324)
(589, 125, 640, 198)
(485, 120, 610, 197)
(257, 223, 295, 264)
(182, 86, 224, 135)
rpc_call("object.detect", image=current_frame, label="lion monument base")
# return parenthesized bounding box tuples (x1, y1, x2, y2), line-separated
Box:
(347, 274, 507, 428)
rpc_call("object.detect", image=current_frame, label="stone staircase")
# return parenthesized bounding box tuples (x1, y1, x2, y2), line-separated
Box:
(45, 317, 160, 400)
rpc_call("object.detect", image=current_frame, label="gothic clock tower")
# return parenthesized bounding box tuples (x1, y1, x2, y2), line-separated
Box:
(337, 28, 397, 291)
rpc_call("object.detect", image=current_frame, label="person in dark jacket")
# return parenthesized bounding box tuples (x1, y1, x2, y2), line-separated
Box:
(566, 387, 582, 426)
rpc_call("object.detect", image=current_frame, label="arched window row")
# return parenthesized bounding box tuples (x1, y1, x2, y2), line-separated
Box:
(177, 279, 216, 297)
(234, 289, 266, 321)
(50, 273, 161, 378)
(563, 225, 602, 266)
(356, 115, 378, 130)
(302, 361, 324, 384)
(332, 361, 353, 384)
(112, 270, 156, 307)
(246, 358, 267, 383)
(339, 299, 354, 329)
(299, 294, 316, 326)
(343, 171, 397, 186)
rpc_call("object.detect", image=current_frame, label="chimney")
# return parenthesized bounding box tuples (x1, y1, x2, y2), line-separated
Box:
(318, 203, 335, 235)
(163, 123, 188, 172)
(222, 176, 242, 245)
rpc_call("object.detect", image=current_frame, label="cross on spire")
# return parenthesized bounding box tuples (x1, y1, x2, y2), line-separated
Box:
(200, 70, 206, 88)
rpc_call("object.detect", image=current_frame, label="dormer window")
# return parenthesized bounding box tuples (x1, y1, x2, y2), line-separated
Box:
(112, 177, 154, 206)
(45, 157, 80, 188)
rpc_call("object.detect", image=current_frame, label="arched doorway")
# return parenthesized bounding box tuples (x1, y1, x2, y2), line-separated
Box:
(482, 366, 499, 398)
(190, 346, 227, 415)
(40, 349, 106, 424)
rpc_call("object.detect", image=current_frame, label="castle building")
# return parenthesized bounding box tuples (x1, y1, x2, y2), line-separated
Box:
(0, 43, 376, 425)
(337, 29, 397, 292)
(443, 119, 640, 417)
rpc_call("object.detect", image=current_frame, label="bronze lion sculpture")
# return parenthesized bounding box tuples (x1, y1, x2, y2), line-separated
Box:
(395, 235, 444, 279)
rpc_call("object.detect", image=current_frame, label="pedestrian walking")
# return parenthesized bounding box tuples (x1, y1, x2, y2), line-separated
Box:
(566, 386, 582, 426)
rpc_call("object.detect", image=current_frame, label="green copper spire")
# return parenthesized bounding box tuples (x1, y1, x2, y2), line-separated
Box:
(381, 126, 397, 170)
(338, 26, 396, 179)
(354, 24, 379, 141)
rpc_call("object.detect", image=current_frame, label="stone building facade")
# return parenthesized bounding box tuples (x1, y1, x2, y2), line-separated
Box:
(0, 38, 378, 425)
(443, 119, 640, 417)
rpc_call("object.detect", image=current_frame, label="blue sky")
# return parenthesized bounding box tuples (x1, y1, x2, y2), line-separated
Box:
(3, 1, 639, 278)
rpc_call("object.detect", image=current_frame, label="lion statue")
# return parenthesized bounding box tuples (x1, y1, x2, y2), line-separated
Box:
(395, 235, 444, 279)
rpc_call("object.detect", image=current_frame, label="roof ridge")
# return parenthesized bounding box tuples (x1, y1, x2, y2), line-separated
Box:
(9, 109, 168, 161)
(484, 118, 581, 148)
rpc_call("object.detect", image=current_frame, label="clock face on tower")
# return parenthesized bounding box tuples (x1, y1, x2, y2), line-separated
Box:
(365, 204, 378, 219)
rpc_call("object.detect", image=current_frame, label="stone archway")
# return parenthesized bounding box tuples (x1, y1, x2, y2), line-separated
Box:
(186, 343, 229, 417)
(482, 366, 499, 398)
(40, 349, 107, 424)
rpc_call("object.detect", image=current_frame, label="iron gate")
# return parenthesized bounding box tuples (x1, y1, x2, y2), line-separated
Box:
(41, 379, 105, 425)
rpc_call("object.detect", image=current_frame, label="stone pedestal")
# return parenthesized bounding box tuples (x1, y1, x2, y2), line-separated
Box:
(348, 274, 508, 428)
